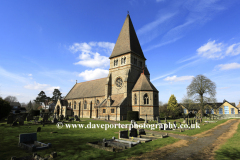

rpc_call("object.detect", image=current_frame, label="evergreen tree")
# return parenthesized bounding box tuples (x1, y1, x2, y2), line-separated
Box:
(34, 91, 50, 104)
(52, 89, 62, 103)
(167, 94, 179, 118)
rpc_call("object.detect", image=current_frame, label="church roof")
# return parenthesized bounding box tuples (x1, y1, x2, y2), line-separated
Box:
(65, 77, 107, 99)
(100, 94, 125, 107)
(109, 14, 146, 60)
(132, 73, 158, 92)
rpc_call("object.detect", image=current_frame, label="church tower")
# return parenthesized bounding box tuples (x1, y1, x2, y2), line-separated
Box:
(106, 14, 147, 102)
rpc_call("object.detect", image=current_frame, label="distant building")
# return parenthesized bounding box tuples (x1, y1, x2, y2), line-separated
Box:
(179, 99, 238, 115)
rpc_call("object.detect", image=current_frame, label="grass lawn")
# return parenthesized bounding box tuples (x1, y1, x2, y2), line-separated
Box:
(0, 118, 179, 160)
(215, 121, 240, 160)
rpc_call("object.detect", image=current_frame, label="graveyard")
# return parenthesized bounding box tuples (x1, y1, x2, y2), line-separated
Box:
(1, 113, 238, 159)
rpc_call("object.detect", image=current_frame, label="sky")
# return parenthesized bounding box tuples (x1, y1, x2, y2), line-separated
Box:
(0, 0, 240, 105)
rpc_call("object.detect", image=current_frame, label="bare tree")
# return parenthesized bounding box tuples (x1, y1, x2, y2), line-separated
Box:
(4, 96, 18, 103)
(187, 74, 216, 118)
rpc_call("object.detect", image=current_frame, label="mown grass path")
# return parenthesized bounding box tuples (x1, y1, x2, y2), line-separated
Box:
(128, 119, 240, 160)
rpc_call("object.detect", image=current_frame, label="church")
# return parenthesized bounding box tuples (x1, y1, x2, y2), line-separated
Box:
(54, 14, 159, 121)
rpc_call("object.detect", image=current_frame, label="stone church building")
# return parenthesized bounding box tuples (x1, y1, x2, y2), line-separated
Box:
(54, 14, 159, 121)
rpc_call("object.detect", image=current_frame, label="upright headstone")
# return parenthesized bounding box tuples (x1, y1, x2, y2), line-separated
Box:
(7, 116, 13, 124)
(129, 128, 138, 137)
(119, 130, 129, 139)
(173, 121, 177, 128)
(60, 115, 64, 120)
(52, 118, 58, 123)
(157, 117, 161, 123)
(18, 117, 24, 125)
(139, 129, 146, 135)
(75, 116, 80, 121)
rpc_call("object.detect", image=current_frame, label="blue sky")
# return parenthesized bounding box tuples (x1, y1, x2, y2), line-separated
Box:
(0, 0, 240, 105)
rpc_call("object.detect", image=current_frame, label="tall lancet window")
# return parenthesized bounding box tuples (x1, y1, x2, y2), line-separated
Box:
(134, 94, 137, 105)
(144, 94, 149, 104)
(124, 57, 126, 64)
(84, 101, 87, 109)
(74, 101, 76, 109)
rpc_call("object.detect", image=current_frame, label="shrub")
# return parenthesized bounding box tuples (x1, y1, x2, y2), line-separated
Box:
(127, 111, 139, 121)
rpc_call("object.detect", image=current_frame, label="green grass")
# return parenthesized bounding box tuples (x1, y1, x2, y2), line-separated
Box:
(0, 119, 179, 160)
(215, 121, 240, 160)
(139, 119, 229, 136)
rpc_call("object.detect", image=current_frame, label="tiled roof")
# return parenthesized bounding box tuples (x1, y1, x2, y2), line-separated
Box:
(109, 14, 146, 60)
(100, 94, 125, 107)
(65, 77, 107, 99)
(132, 73, 158, 92)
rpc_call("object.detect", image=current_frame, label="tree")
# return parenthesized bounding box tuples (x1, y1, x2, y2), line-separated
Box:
(34, 91, 50, 104)
(187, 74, 216, 118)
(52, 89, 62, 103)
(0, 98, 12, 120)
(26, 101, 33, 111)
(159, 103, 169, 118)
(167, 94, 180, 118)
(4, 96, 18, 103)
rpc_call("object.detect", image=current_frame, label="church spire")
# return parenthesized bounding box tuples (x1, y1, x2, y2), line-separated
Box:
(109, 14, 146, 60)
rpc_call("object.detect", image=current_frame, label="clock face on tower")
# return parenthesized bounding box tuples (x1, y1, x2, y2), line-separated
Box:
(115, 77, 123, 88)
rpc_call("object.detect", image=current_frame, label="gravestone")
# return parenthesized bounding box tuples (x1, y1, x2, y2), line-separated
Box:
(119, 130, 129, 139)
(60, 115, 64, 120)
(145, 115, 147, 123)
(37, 127, 41, 132)
(7, 116, 13, 124)
(139, 129, 146, 135)
(173, 121, 177, 128)
(52, 118, 58, 123)
(43, 114, 48, 122)
(66, 116, 69, 120)
(75, 116, 80, 121)
(18, 117, 24, 125)
(157, 117, 161, 123)
(129, 128, 138, 137)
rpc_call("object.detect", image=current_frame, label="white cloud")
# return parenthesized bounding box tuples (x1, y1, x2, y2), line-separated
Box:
(219, 87, 230, 90)
(216, 63, 240, 70)
(28, 74, 32, 76)
(69, 41, 114, 55)
(78, 68, 109, 81)
(226, 43, 240, 56)
(0, 66, 28, 83)
(69, 42, 114, 68)
(74, 52, 110, 68)
(164, 75, 194, 82)
(24, 81, 60, 94)
(197, 40, 224, 59)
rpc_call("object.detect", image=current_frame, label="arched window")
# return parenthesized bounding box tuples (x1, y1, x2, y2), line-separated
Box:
(124, 57, 126, 64)
(74, 101, 76, 109)
(69, 102, 71, 108)
(116, 59, 118, 66)
(134, 94, 137, 105)
(84, 101, 87, 109)
(144, 94, 149, 104)
(121, 58, 123, 64)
